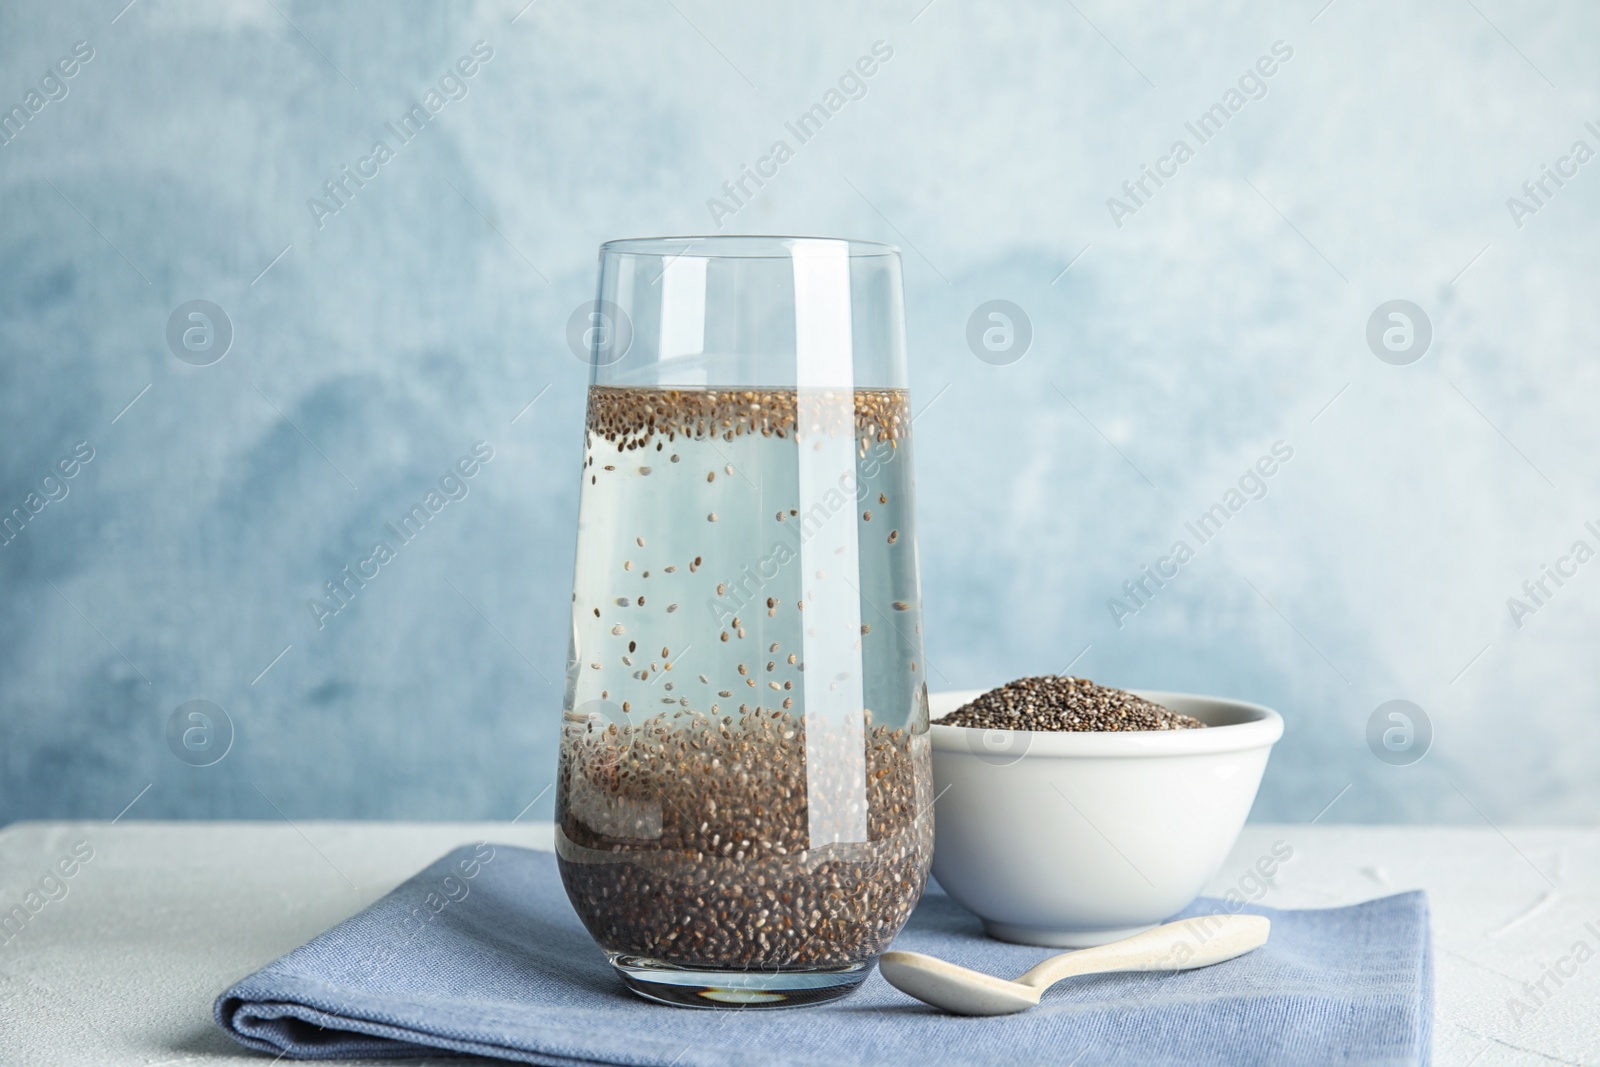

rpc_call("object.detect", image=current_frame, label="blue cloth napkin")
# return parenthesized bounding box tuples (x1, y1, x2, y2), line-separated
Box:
(215, 843, 1432, 1066)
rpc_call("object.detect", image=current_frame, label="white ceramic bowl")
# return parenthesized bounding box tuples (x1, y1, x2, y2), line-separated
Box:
(928, 688, 1283, 947)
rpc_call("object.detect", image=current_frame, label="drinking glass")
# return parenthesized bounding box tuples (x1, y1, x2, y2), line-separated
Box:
(556, 236, 932, 1007)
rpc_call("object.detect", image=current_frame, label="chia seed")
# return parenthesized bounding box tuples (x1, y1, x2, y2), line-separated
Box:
(935, 675, 1206, 732)
(556, 706, 931, 970)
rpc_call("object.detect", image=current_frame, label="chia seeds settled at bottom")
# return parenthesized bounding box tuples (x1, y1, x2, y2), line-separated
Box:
(556, 705, 932, 971)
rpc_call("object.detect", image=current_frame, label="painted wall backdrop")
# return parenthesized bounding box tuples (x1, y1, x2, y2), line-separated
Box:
(2, 0, 1595, 827)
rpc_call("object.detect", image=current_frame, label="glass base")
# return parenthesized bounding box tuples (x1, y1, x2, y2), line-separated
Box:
(609, 954, 871, 1009)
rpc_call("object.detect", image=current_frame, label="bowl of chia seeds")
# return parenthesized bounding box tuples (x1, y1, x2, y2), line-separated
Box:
(927, 676, 1283, 948)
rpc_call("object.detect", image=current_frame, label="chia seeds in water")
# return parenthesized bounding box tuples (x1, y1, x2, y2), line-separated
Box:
(936, 675, 1206, 732)
(558, 385, 932, 972)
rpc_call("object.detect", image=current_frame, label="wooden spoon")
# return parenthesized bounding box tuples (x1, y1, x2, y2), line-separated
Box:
(879, 914, 1269, 1016)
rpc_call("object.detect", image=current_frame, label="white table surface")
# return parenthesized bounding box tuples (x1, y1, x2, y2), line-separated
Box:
(1, 821, 1596, 1066)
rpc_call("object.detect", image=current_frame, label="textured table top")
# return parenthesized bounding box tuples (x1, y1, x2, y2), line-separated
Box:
(1, 821, 1595, 1066)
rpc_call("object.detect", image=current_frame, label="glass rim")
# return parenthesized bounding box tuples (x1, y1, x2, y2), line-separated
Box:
(599, 234, 901, 260)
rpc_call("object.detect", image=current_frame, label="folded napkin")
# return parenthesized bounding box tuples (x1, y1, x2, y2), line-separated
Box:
(216, 843, 1432, 1067)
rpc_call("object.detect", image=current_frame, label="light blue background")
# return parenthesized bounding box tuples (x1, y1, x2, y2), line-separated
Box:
(2, 0, 1594, 826)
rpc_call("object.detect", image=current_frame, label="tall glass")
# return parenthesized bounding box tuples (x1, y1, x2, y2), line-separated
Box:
(556, 236, 931, 1007)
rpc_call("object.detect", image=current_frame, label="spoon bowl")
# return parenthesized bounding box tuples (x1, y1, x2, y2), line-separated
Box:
(879, 914, 1269, 1016)
(878, 953, 1044, 1015)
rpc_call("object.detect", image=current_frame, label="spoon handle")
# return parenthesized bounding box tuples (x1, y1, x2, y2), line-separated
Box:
(1017, 914, 1269, 990)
